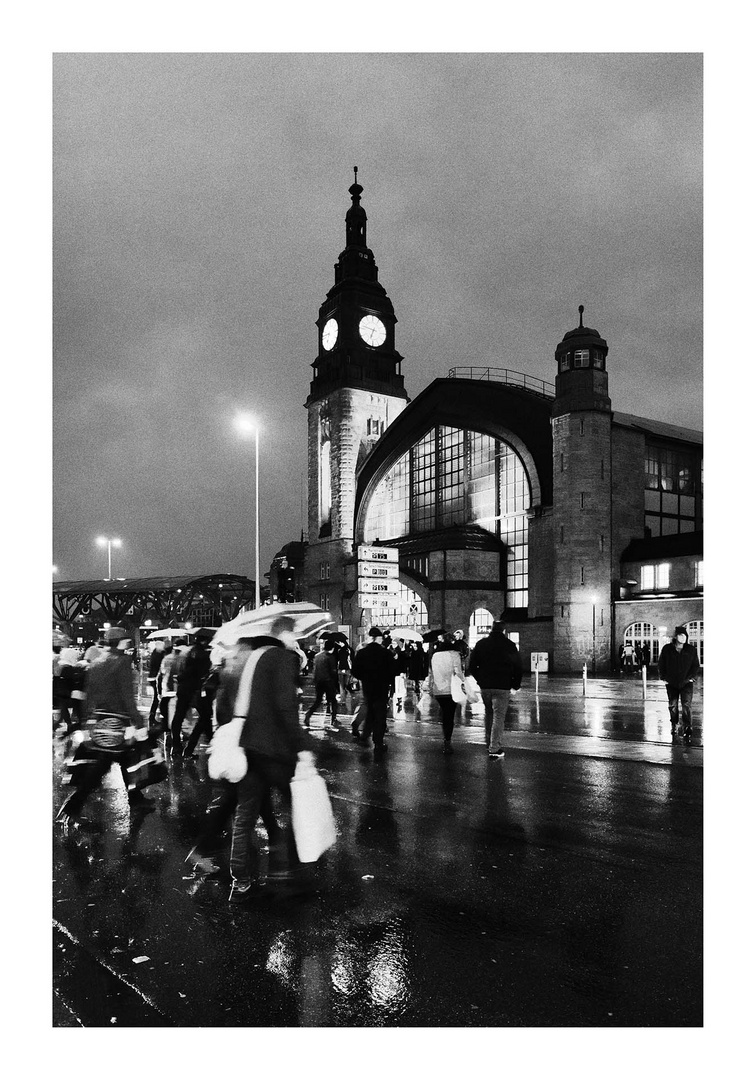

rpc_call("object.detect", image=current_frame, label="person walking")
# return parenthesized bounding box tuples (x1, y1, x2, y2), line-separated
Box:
(56, 626, 153, 829)
(303, 639, 340, 731)
(406, 640, 428, 696)
(428, 634, 464, 754)
(658, 625, 701, 744)
(351, 627, 395, 759)
(170, 635, 211, 758)
(452, 629, 470, 664)
(228, 616, 318, 903)
(182, 629, 216, 757)
(146, 640, 166, 725)
(467, 621, 523, 759)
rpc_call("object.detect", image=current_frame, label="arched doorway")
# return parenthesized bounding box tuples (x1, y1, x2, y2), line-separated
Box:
(623, 621, 661, 664)
(685, 620, 704, 665)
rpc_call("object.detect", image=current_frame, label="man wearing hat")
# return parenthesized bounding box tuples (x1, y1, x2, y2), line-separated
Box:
(56, 626, 152, 827)
(658, 625, 701, 744)
(352, 627, 396, 759)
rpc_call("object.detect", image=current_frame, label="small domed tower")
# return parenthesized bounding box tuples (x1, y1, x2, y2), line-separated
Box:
(551, 306, 613, 672)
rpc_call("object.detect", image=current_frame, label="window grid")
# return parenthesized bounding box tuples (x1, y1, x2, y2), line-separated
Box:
(624, 622, 661, 664)
(644, 442, 702, 537)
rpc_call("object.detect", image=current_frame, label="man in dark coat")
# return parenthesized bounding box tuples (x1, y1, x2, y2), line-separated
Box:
(228, 616, 317, 903)
(303, 639, 340, 731)
(170, 633, 212, 758)
(468, 621, 523, 760)
(352, 627, 396, 758)
(658, 625, 701, 744)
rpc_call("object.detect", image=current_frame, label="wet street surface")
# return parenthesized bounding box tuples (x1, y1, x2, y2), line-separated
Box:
(53, 676, 703, 1027)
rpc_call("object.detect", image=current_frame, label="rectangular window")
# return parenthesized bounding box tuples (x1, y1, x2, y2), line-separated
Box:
(657, 563, 670, 589)
(560, 452, 564, 472)
(580, 419, 585, 436)
(640, 565, 654, 590)
(560, 525, 564, 543)
(575, 350, 590, 367)
(696, 560, 703, 587)
(580, 492, 585, 509)
(599, 534, 605, 553)
(325, 562, 331, 580)
(580, 566, 585, 585)
(319, 593, 329, 611)
(560, 355, 570, 372)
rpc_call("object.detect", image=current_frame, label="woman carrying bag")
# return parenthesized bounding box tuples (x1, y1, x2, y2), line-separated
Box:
(428, 634, 464, 755)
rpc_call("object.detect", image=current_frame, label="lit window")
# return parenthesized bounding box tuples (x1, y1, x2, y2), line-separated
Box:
(696, 560, 703, 587)
(657, 563, 670, 589)
(574, 350, 590, 367)
(640, 565, 654, 591)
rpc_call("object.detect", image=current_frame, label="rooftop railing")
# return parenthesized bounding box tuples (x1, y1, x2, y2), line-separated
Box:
(448, 366, 555, 398)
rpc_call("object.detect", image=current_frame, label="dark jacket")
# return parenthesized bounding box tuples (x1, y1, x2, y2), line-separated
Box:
(177, 643, 212, 689)
(468, 632, 523, 691)
(658, 642, 701, 687)
(407, 646, 428, 681)
(147, 647, 165, 679)
(352, 641, 396, 695)
(312, 650, 338, 686)
(237, 640, 314, 763)
(84, 652, 144, 727)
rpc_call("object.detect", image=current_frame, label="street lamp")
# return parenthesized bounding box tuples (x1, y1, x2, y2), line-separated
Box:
(590, 594, 598, 676)
(96, 535, 122, 580)
(234, 412, 261, 609)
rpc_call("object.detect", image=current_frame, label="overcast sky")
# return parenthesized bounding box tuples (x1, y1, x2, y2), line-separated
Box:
(53, 52, 702, 584)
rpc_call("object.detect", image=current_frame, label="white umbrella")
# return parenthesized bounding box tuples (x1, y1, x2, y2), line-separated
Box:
(212, 602, 335, 649)
(387, 626, 424, 642)
(145, 628, 192, 641)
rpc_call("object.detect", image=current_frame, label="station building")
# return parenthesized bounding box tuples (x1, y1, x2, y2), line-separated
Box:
(302, 177, 703, 672)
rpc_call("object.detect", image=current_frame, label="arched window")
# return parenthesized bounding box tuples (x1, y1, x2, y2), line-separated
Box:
(685, 620, 704, 665)
(624, 622, 661, 664)
(469, 607, 493, 647)
(362, 426, 531, 608)
(379, 583, 428, 630)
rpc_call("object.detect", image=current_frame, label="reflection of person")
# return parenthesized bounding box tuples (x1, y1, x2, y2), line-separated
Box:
(352, 627, 395, 758)
(429, 635, 464, 754)
(468, 621, 523, 760)
(658, 625, 701, 744)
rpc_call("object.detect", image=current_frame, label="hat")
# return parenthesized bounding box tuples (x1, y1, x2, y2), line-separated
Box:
(368, 627, 383, 638)
(104, 626, 130, 645)
(673, 625, 689, 640)
(193, 627, 214, 640)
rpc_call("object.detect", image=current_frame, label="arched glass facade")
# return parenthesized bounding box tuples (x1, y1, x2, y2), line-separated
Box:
(362, 425, 531, 608)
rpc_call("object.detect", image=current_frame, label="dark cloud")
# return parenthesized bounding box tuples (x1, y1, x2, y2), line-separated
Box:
(53, 53, 702, 581)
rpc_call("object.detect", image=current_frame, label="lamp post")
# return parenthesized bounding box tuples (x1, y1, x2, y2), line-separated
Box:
(591, 594, 598, 676)
(234, 413, 261, 608)
(96, 536, 122, 580)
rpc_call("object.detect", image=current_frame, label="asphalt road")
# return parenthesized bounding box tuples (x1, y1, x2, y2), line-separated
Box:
(52, 680, 703, 1027)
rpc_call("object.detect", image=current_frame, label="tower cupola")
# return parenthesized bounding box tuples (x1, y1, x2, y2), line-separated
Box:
(552, 305, 611, 417)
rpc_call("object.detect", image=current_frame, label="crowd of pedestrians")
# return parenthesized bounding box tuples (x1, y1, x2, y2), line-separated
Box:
(53, 617, 701, 904)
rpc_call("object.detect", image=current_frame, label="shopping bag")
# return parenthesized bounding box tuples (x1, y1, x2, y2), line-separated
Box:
(62, 732, 103, 788)
(124, 731, 168, 792)
(464, 675, 482, 703)
(207, 718, 247, 782)
(451, 673, 467, 704)
(290, 759, 337, 863)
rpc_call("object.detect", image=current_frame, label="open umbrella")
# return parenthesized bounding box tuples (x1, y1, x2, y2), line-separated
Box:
(388, 626, 423, 642)
(319, 630, 349, 646)
(146, 628, 192, 641)
(422, 628, 447, 643)
(212, 602, 335, 650)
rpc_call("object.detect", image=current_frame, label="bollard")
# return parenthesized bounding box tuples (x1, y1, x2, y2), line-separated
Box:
(535, 664, 539, 695)
(642, 664, 647, 699)
(582, 663, 587, 696)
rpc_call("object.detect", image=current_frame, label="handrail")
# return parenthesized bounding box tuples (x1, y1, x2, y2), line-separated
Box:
(447, 366, 555, 398)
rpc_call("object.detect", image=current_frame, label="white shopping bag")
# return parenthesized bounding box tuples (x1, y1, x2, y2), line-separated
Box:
(290, 758, 337, 863)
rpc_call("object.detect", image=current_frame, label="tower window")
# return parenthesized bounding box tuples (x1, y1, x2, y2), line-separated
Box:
(560, 452, 565, 472)
(574, 350, 590, 367)
(696, 560, 703, 587)
(593, 351, 605, 369)
(600, 534, 605, 552)
(580, 419, 585, 436)
(580, 492, 585, 509)
(560, 355, 570, 372)
(580, 566, 585, 585)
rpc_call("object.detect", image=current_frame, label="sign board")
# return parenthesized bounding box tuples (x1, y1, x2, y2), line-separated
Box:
(358, 561, 399, 579)
(360, 598, 393, 610)
(358, 579, 401, 595)
(357, 545, 399, 564)
(531, 652, 549, 673)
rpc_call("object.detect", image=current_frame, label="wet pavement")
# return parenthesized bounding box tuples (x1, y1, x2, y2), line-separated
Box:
(53, 675, 703, 1027)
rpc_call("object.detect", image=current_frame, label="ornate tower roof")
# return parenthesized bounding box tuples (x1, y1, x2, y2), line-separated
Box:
(306, 171, 407, 406)
(552, 305, 611, 417)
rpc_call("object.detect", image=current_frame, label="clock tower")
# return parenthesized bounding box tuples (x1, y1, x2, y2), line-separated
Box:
(304, 170, 409, 617)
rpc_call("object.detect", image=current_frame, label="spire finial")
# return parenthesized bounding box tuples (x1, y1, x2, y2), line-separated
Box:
(354, 165, 358, 185)
(578, 304, 584, 328)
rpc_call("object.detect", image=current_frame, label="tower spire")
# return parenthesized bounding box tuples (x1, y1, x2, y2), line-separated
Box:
(578, 304, 584, 328)
(346, 166, 366, 248)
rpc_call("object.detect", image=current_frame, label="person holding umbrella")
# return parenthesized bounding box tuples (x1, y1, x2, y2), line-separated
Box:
(303, 637, 341, 732)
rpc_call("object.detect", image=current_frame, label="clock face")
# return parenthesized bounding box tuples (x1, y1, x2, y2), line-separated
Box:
(322, 318, 338, 351)
(359, 314, 387, 347)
